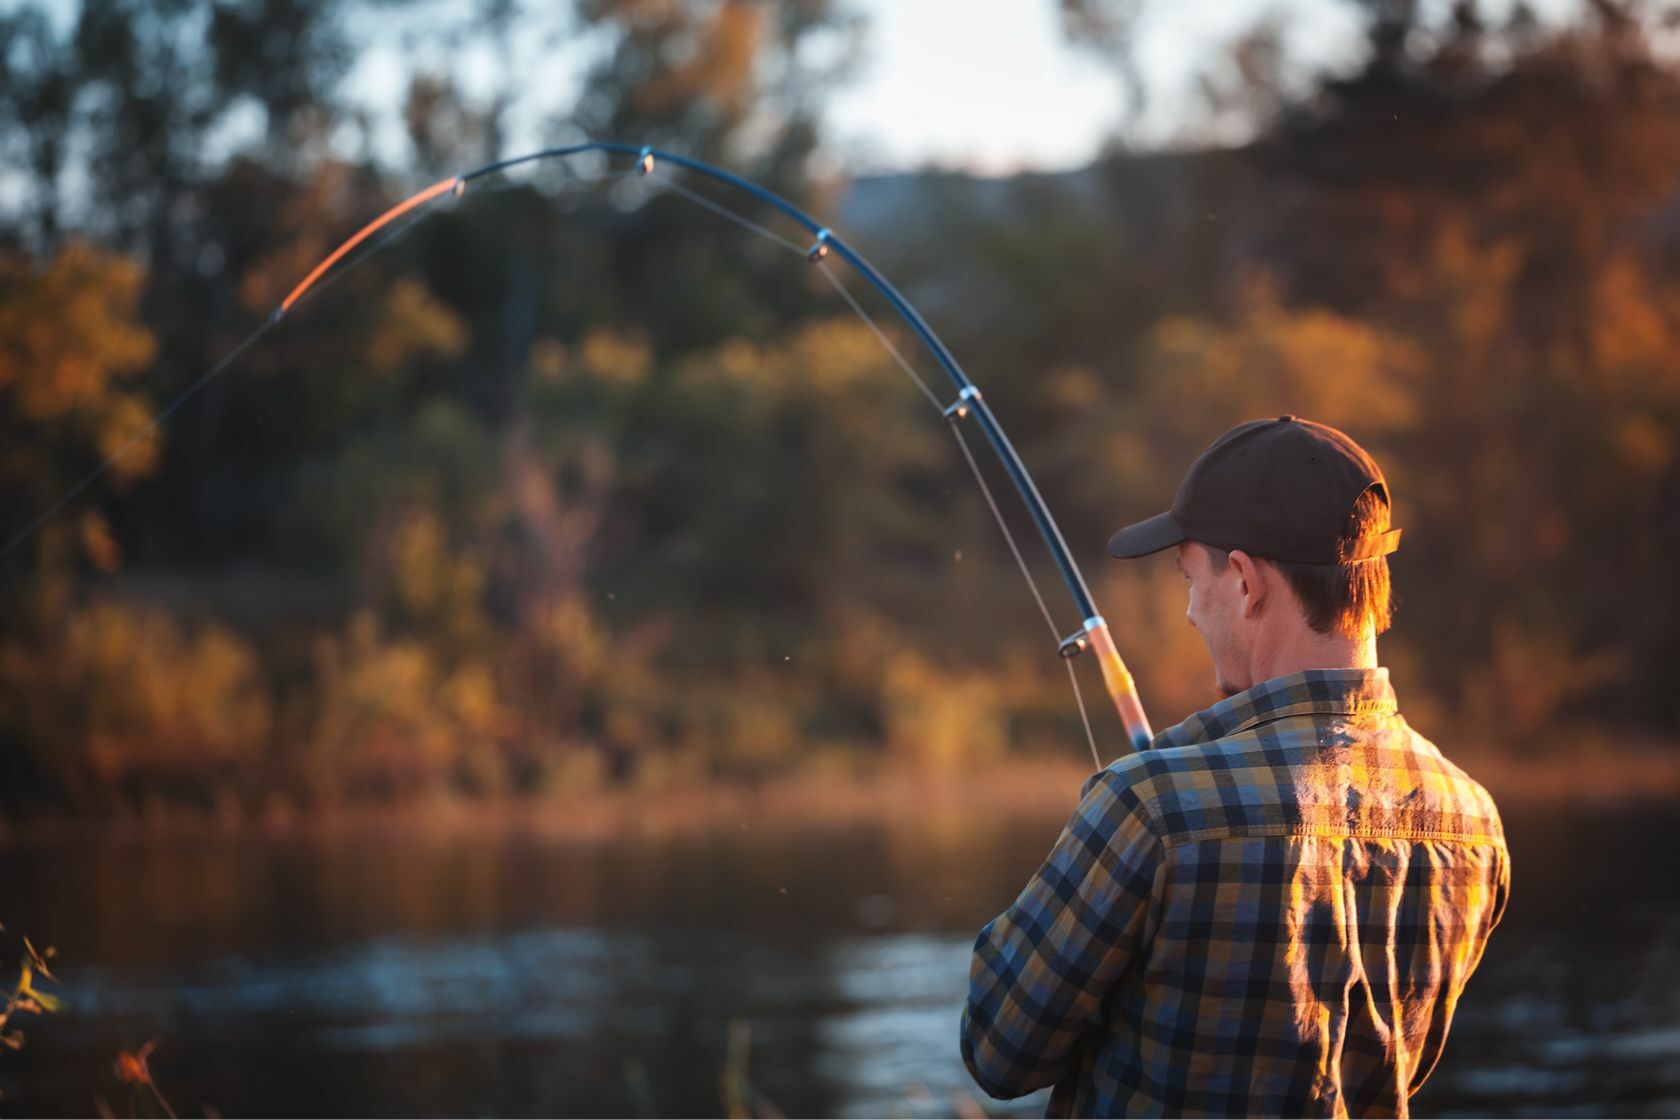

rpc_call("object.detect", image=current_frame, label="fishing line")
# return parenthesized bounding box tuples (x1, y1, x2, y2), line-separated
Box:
(814, 262, 943, 411)
(1, 168, 630, 563)
(645, 174, 809, 256)
(4, 142, 1151, 760)
(348, 144, 1152, 759)
(0, 322, 274, 561)
(639, 173, 1105, 765)
(813, 266, 1100, 767)
(952, 425, 1103, 769)
(0, 191, 445, 563)
(811, 258, 1061, 644)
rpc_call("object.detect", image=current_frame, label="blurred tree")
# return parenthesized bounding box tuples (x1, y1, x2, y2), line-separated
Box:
(1249, 2, 1680, 733)
(0, 6, 76, 248)
(0, 0, 353, 258)
(924, 0, 1680, 748)
(0, 240, 157, 581)
(1056, 0, 1147, 128)
(9, 0, 1677, 815)
(0, 598, 272, 814)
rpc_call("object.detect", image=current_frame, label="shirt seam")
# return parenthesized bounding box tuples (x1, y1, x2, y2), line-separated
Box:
(1154, 823, 1507, 846)
(1226, 699, 1399, 736)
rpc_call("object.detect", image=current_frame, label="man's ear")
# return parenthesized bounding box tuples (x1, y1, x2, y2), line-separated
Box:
(1226, 549, 1269, 620)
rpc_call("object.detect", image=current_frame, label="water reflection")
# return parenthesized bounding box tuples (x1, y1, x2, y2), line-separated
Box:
(1, 800, 1675, 1116)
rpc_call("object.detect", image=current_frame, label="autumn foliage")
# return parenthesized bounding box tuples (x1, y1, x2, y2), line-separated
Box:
(0, 2, 1676, 817)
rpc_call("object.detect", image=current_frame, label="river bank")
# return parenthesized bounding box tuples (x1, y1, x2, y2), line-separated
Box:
(3, 743, 1676, 847)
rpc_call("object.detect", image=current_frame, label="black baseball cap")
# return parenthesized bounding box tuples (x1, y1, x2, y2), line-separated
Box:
(1106, 415, 1401, 564)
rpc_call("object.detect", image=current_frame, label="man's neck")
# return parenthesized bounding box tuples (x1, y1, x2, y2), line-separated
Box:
(1246, 627, 1378, 688)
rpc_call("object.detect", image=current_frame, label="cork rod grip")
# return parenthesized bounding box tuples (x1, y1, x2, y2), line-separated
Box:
(1085, 621, 1154, 752)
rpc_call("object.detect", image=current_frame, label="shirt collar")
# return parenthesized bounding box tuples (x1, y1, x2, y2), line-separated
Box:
(1151, 667, 1398, 750)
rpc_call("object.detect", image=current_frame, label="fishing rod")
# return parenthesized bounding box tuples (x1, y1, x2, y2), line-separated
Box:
(6, 141, 1157, 760)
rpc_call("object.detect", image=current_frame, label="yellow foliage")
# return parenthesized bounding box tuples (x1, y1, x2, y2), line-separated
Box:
(691, 317, 901, 397)
(1461, 619, 1628, 743)
(1047, 365, 1104, 412)
(307, 610, 507, 798)
(881, 651, 1008, 774)
(0, 240, 156, 421)
(530, 336, 567, 380)
(358, 277, 468, 375)
(711, 336, 760, 385)
(389, 508, 483, 616)
(0, 240, 159, 492)
(92, 391, 160, 482)
(632, 0, 765, 121)
(824, 607, 901, 698)
(16, 967, 61, 1014)
(533, 596, 612, 683)
(1395, 223, 1522, 368)
(1617, 413, 1673, 477)
(784, 318, 903, 395)
(361, 506, 489, 649)
(442, 662, 499, 731)
(578, 326, 652, 386)
(683, 318, 941, 464)
(236, 161, 356, 314)
(77, 511, 121, 574)
(716, 688, 800, 773)
(0, 599, 271, 797)
(1138, 275, 1420, 442)
(1590, 254, 1671, 386)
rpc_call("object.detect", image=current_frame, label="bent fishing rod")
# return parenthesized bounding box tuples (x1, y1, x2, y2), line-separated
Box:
(4, 141, 1156, 760)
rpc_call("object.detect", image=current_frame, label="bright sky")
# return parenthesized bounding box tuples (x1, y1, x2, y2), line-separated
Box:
(339, 0, 1586, 179)
(824, 0, 1368, 173)
(338, 0, 1377, 179)
(23, 0, 1596, 184)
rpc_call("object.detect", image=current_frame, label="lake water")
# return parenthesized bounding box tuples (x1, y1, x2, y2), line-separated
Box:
(2, 796, 1677, 1117)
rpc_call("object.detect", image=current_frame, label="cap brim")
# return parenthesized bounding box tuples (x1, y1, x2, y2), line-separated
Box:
(1107, 511, 1186, 559)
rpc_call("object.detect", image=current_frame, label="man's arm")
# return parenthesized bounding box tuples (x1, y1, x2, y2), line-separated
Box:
(960, 766, 1163, 1100)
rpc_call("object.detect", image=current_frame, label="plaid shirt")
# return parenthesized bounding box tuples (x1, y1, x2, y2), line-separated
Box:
(961, 668, 1509, 1117)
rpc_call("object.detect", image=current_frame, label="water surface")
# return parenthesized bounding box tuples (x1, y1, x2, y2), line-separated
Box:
(2, 797, 1676, 1116)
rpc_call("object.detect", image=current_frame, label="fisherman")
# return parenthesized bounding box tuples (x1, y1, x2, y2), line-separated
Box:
(960, 416, 1510, 1117)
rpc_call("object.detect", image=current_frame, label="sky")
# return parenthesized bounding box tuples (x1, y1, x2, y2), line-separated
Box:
(15, 0, 1586, 191)
(823, 0, 1368, 173)
(338, 0, 1379, 180)
(328, 0, 1595, 179)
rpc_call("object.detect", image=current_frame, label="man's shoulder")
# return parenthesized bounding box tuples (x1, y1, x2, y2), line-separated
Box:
(1086, 729, 1300, 842)
(1391, 722, 1507, 841)
(1102, 713, 1323, 786)
(1091, 713, 1506, 846)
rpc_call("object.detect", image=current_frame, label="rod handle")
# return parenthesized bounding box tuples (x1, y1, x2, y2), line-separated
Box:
(1084, 619, 1154, 753)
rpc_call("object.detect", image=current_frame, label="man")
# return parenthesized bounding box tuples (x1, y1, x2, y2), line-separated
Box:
(961, 416, 1509, 1117)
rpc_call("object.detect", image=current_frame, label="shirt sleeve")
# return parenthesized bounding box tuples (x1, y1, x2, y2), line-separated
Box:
(959, 765, 1164, 1100)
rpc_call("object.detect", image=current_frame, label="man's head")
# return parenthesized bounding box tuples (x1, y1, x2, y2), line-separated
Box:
(1108, 416, 1399, 697)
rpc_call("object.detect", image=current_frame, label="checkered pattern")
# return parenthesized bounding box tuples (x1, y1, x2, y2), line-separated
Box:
(961, 668, 1509, 1117)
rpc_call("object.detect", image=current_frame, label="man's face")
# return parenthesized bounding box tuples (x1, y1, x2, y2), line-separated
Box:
(1175, 541, 1249, 699)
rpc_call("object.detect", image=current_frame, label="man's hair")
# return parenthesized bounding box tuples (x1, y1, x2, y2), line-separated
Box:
(1269, 486, 1395, 639)
(1208, 487, 1396, 638)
